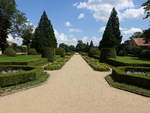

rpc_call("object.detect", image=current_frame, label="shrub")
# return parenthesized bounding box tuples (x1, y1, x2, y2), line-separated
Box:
(28, 48, 38, 55)
(48, 48, 55, 62)
(139, 50, 150, 59)
(42, 47, 55, 62)
(4, 48, 16, 57)
(100, 48, 116, 62)
(0, 66, 43, 88)
(111, 66, 150, 89)
(88, 47, 100, 58)
(56, 48, 65, 57)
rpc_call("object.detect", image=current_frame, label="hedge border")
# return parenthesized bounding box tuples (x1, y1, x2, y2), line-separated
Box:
(111, 66, 150, 89)
(105, 75, 150, 97)
(0, 72, 49, 96)
(44, 54, 74, 70)
(81, 54, 110, 72)
(0, 65, 43, 88)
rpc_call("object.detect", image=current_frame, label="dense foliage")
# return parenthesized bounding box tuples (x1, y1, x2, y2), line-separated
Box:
(100, 48, 116, 62)
(76, 40, 87, 52)
(88, 47, 100, 58)
(56, 48, 65, 57)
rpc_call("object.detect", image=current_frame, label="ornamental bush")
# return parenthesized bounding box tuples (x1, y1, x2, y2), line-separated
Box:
(42, 47, 55, 62)
(28, 48, 38, 55)
(88, 47, 100, 58)
(100, 48, 116, 62)
(56, 48, 65, 57)
(4, 48, 16, 57)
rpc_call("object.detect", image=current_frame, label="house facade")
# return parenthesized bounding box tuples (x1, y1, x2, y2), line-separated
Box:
(131, 38, 150, 48)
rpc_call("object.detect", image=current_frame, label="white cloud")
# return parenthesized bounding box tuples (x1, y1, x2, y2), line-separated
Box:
(69, 28, 82, 33)
(54, 29, 101, 46)
(122, 27, 142, 36)
(65, 21, 72, 27)
(121, 7, 144, 19)
(74, 0, 144, 21)
(78, 13, 85, 19)
(7, 34, 23, 46)
(121, 27, 143, 41)
(54, 29, 78, 45)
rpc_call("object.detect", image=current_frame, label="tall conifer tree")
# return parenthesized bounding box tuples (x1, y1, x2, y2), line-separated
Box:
(89, 41, 94, 48)
(32, 11, 57, 53)
(99, 8, 122, 49)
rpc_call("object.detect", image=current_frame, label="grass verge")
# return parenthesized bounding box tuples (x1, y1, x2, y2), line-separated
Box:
(105, 74, 150, 97)
(0, 72, 49, 96)
(81, 55, 110, 71)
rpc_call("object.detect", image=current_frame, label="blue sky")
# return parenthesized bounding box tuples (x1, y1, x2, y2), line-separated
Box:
(12, 0, 148, 46)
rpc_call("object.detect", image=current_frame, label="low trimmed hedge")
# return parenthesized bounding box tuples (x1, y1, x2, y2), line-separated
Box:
(111, 66, 150, 89)
(105, 75, 150, 97)
(0, 72, 49, 96)
(0, 65, 43, 88)
(82, 55, 110, 72)
(0, 59, 48, 66)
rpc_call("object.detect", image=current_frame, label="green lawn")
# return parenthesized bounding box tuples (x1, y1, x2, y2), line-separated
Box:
(0, 55, 43, 62)
(110, 56, 150, 64)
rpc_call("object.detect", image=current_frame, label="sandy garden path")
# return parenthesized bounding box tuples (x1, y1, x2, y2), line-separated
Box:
(0, 54, 150, 113)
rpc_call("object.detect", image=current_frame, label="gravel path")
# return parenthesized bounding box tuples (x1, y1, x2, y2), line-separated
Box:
(0, 54, 150, 113)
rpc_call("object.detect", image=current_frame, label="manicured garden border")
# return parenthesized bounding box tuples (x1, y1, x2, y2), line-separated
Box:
(111, 66, 150, 89)
(0, 72, 49, 96)
(105, 75, 150, 97)
(0, 65, 44, 87)
(81, 54, 110, 72)
(44, 53, 74, 70)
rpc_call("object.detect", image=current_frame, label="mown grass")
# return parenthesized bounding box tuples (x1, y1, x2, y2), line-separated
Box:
(110, 56, 150, 64)
(44, 54, 73, 70)
(82, 55, 110, 71)
(0, 55, 43, 63)
(0, 72, 49, 96)
(105, 75, 150, 97)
